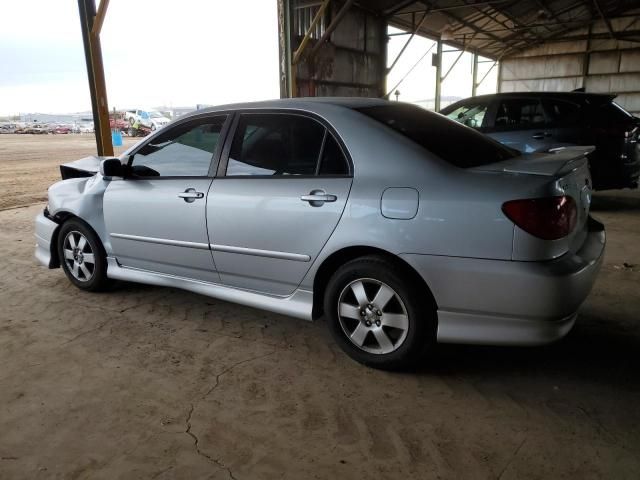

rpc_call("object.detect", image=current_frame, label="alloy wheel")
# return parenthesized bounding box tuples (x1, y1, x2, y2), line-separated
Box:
(62, 231, 95, 282)
(337, 278, 409, 354)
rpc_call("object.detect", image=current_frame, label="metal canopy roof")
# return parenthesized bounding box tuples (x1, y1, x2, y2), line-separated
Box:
(357, 0, 640, 59)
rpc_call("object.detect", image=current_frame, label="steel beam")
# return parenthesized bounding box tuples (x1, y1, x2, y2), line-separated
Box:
(434, 39, 442, 111)
(472, 52, 478, 96)
(78, 0, 113, 157)
(441, 48, 465, 82)
(593, 0, 616, 39)
(384, 42, 435, 98)
(386, 9, 430, 74)
(476, 59, 497, 88)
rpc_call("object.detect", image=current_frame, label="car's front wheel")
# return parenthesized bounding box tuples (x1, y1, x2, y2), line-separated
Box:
(324, 255, 435, 369)
(57, 218, 110, 292)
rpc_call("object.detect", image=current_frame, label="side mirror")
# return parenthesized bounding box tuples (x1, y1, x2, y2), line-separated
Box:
(100, 158, 124, 178)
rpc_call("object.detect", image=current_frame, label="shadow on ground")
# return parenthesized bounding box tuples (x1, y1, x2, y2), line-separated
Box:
(592, 190, 640, 212)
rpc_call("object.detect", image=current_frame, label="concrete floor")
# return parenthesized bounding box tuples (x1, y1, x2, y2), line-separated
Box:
(1, 177, 639, 477)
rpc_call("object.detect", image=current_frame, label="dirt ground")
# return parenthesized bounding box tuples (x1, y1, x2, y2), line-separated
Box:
(0, 135, 639, 479)
(0, 134, 136, 211)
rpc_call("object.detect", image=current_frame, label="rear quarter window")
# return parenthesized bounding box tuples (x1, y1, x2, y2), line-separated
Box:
(356, 104, 518, 168)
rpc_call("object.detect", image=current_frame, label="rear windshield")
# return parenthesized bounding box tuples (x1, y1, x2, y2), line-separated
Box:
(355, 104, 518, 168)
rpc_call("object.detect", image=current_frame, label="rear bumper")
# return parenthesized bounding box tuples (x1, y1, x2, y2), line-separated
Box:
(401, 217, 606, 346)
(34, 210, 59, 268)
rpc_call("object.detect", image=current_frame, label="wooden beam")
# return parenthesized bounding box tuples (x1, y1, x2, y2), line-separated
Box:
(78, 0, 113, 157)
(308, 0, 354, 59)
(292, 0, 330, 65)
(91, 0, 109, 36)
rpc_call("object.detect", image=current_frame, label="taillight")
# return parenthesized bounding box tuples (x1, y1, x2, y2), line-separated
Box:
(502, 196, 577, 240)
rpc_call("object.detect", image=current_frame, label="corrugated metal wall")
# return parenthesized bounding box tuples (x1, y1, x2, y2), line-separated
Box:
(279, 0, 387, 98)
(498, 15, 640, 115)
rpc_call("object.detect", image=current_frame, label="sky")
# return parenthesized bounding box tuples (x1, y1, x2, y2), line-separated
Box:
(0, 1, 496, 116)
(0, 0, 281, 116)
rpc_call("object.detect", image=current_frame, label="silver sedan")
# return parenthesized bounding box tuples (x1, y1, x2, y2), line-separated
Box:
(35, 98, 605, 369)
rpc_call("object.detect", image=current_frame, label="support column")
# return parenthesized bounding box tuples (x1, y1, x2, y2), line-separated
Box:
(277, 0, 293, 98)
(78, 0, 113, 157)
(471, 52, 478, 97)
(434, 39, 442, 112)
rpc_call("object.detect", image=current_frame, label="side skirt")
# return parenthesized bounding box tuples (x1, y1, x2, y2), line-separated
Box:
(106, 257, 313, 321)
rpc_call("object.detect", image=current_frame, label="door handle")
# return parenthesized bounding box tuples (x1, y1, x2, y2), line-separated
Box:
(178, 188, 204, 203)
(532, 132, 552, 140)
(300, 189, 337, 207)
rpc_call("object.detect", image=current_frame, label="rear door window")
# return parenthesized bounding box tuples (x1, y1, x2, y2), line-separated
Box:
(543, 99, 582, 126)
(494, 99, 547, 129)
(318, 133, 349, 175)
(226, 114, 325, 176)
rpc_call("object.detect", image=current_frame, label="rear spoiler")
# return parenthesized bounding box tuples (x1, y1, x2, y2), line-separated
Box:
(548, 145, 595, 155)
(472, 146, 594, 177)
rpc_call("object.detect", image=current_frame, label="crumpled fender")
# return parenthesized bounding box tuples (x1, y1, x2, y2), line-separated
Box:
(47, 175, 113, 254)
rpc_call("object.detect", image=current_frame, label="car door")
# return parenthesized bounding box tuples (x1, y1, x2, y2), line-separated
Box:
(542, 98, 583, 146)
(207, 112, 352, 296)
(486, 97, 553, 152)
(103, 114, 230, 282)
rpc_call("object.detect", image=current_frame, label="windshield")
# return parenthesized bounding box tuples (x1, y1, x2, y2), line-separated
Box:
(356, 104, 519, 168)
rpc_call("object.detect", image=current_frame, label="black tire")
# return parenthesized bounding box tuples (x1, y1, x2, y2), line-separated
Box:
(324, 255, 436, 370)
(57, 218, 111, 292)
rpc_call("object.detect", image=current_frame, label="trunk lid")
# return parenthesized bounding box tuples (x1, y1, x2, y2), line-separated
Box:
(472, 146, 594, 258)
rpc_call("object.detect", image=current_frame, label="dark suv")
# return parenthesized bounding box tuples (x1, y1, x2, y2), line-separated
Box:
(440, 92, 639, 190)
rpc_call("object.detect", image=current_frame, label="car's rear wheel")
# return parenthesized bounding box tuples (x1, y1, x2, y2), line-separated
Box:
(57, 218, 110, 292)
(324, 255, 435, 369)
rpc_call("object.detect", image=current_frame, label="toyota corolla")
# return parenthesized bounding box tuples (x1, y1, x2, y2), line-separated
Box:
(35, 98, 605, 369)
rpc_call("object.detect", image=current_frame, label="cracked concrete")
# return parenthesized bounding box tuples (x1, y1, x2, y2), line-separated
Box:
(1, 136, 640, 479)
(184, 351, 276, 480)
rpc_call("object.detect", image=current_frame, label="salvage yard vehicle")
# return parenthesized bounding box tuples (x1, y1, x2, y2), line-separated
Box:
(35, 98, 605, 369)
(124, 109, 171, 131)
(440, 92, 640, 190)
(18, 124, 49, 134)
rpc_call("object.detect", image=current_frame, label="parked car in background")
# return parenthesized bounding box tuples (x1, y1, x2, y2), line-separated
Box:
(109, 114, 129, 133)
(78, 123, 94, 134)
(124, 109, 170, 131)
(51, 125, 72, 134)
(18, 124, 49, 134)
(0, 123, 17, 133)
(441, 92, 640, 190)
(35, 98, 605, 369)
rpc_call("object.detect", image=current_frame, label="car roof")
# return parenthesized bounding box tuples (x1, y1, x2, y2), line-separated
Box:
(447, 91, 615, 105)
(182, 97, 390, 118)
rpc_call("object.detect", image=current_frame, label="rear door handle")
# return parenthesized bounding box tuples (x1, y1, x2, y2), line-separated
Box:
(178, 188, 204, 203)
(301, 189, 337, 206)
